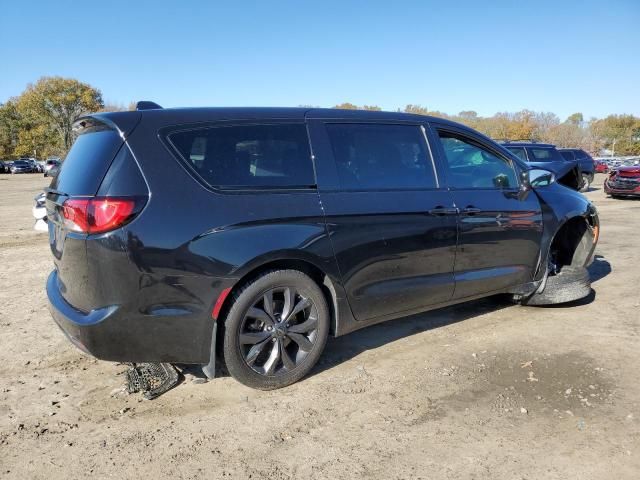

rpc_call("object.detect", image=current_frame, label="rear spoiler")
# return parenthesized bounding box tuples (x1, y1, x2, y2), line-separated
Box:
(136, 101, 163, 110)
(73, 111, 142, 140)
(71, 101, 161, 139)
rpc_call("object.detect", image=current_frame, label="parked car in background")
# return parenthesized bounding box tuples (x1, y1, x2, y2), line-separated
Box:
(10, 159, 34, 174)
(594, 159, 609, 174)
(27, 159, 40, 172)
(46, 105, 599, 390)
(499, 141, 582, 191)
(0, 161, 10, 173)
(32, 192, 48, 231)
(604, 165, 640, 198)
(609, 158, 623, 169)
(44, 159, 61, 177)
(558, 148, 595, 191)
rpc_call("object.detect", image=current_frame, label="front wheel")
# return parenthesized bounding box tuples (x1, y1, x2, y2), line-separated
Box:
(222, 270, 329, 390)
(520, 266, 591, 306)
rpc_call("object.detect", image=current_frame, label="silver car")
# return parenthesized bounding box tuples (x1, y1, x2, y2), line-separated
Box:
(44, 159, 61, 177)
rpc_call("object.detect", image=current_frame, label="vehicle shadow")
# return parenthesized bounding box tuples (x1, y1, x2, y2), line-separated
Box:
(313, 295, 513, 377)
(589, 255, 611, 283)
(188, 296, 512, 381)
(314, 256, 613, 372)
(195, 257, 612, 382)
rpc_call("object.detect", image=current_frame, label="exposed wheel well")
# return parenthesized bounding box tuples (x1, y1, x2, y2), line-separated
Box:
(549, 216, 593, 271)
(215, 259, 338, 354)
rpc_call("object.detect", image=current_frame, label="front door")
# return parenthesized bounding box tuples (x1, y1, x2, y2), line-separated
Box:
(308, 120, 458, 321)
(430, 126, 543, 299)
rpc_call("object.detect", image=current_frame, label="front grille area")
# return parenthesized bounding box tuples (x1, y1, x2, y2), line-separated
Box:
(611, 178, 640, 190)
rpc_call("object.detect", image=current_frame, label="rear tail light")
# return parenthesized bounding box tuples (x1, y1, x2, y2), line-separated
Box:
(61, 197, 145, 234)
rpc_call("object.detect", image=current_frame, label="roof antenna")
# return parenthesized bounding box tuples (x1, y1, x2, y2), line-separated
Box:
(136, 101, 163, 111)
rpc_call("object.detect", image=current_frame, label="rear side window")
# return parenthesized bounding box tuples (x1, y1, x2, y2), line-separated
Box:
(560, 150, 575, 161)
(50, 126, 123, 195)
(168, 124, 315, 189)
(325, 123, 436, 190)
(577, 150, 591, 160)
(506, 147, 527, 162)
(529, 148, 563, 162)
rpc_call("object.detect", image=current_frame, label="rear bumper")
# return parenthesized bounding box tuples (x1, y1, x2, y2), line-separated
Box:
(47, 270, 214, 364)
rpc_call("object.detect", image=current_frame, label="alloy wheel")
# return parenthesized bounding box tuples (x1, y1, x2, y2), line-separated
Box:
(238, 286, 319, 376)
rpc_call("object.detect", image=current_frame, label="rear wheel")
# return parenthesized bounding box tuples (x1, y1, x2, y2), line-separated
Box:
(580, 173, 591, 192)
(222, 270, 329, 390)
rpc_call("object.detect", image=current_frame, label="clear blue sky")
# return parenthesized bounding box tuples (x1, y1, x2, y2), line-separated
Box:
(1, 0, 638, 120)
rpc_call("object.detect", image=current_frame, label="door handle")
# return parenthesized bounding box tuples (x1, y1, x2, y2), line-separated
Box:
(461, 206, 482, 215)
(428, 206, 459, 216)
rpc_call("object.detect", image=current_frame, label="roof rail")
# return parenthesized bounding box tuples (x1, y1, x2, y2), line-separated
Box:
(494, 138, 541, 144)
(136, 101, 163, 111)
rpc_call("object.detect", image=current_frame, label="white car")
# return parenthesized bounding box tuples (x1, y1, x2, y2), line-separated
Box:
(33, 192, 47, 232)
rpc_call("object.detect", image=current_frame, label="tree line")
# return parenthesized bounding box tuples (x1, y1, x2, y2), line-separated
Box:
(334, 103, 640, 156)
(1, 77, 639, 159)
(0, 77, 133, 159)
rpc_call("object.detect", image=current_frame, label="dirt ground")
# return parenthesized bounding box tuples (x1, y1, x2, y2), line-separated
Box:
(0, 173, 638, 479)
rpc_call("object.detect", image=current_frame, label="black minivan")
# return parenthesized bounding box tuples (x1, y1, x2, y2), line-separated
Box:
(46, 105, 599, 389)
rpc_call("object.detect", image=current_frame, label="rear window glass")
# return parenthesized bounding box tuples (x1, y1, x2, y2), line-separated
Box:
(325, 123, 436, 190)
(50, 127, 123, 195)
(529, 148, 562, 162)
(168, 124, 315, 189)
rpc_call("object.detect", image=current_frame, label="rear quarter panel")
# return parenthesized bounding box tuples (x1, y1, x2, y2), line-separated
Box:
(119, 121, 342, 352)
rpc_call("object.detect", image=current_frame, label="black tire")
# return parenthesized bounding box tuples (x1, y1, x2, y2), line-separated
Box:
(521, 267, 591, 306)
(579, 173, 591, 192)
(222, 269, 329, 390)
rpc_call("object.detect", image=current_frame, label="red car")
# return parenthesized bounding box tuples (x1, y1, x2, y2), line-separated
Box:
(595, 160, 609, 174)
(604, 166, 640, 197)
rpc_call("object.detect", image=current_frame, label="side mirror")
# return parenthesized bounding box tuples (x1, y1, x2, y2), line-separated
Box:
(522, 168, 555, 189)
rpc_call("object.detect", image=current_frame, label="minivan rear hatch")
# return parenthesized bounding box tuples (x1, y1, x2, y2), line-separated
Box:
(46, 116, 137, 312)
